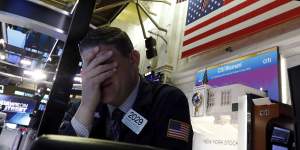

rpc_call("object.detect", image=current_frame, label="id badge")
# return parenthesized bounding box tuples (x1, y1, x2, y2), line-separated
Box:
(121, 109, 148, 135)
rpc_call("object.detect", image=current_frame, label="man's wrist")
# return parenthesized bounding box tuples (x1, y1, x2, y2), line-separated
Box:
(71, 117, 90, 137)
(74, 104, 95, 129)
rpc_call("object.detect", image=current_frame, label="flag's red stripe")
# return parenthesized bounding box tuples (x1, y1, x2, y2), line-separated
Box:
(183, 0, 290, 46)
(179, 126, 189, 131)
(168, 130, 189, 134)
(168, 131, 188, 137)
(167, 133, 188, 140)
(184, 0, 258, 36)
(224, 0, 234, 5)
(181, 6, 300, 58)
(168, 133, 189, 139)
(168, 129, 188, 134)
(168, 129, 189, 135)
(168, 134, 187, 140)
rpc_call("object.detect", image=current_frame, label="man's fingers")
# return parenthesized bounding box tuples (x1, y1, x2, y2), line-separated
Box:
(81, 47, 99, 68)
(84, 51, 113, 72)
(92, 69, 116, 85)
(83, 62, 118, 79)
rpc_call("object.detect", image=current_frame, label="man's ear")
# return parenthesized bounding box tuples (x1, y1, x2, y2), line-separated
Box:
(130, 50, 140, 66)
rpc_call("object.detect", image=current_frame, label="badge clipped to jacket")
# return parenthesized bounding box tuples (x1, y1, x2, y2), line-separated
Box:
(122, 109, 148, 135)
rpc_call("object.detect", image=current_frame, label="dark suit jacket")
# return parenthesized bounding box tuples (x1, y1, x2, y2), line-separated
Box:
(59, 78, 193, 150)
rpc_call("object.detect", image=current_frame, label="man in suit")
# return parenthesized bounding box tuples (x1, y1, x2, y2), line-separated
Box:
(59, 27, 193, 150)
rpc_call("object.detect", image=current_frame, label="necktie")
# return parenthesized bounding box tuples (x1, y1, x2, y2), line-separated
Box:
(110, 108, 124, 141)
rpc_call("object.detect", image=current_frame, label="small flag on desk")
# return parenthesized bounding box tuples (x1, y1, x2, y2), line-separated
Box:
(167, 119, 190, 142)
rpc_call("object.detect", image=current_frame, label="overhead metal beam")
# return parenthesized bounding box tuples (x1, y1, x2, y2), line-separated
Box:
(1, 22, 7, 42)
(97, 23, 110, 28)
(70, 0, 79, 14)
(43, 39, 59, 69)
(0, 11, 67, 41)
(148, 30, 167, 44)
(27, 0, 71, 16)
(0, 0, 71, 41)
(94, 0, 129, 13)
(137, 2, 167, 33)
(89, 24, 98, 29)
(136, 3, 147, 39)
(0, 0, 71, 30)
(46, 0, 67, 7)
(140, 0, 171, 5)
(107, 3, 129, 24)
(92, 14, 108, 22)
(37, 0, 96, 136)
(143, 6, 157, 16)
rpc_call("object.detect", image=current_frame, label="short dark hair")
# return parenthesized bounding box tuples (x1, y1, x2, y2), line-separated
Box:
(79, 26, 133, 57)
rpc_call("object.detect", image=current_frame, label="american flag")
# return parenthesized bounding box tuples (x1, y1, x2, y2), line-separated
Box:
(182, 0, 300, 58)
(167, 119, 190, 142)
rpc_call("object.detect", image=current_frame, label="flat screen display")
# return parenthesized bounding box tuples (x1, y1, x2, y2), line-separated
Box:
(272, 145, 288, 150)
(194, 47, 280, 101)
(271, 127, 290, 144)
(7, 54, 21, 64)
(7, 27, 26, 49)
(0, 94, 36, 126)
(144, 72, 163, 83)
(38, 103, 46, 111)
(25, 31, 55, 52)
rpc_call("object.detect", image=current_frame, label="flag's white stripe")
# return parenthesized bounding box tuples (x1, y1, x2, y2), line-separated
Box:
(185, 0, 245, 30)
(184, 0, 273, 40)
(182, 1, 299, 52)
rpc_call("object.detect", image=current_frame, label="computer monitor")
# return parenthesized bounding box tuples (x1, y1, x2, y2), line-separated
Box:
(30, 135, 164, 150)
(288, 65, 300, 149)
(270, 126, 291, 150)
(272, 145, 288, 150)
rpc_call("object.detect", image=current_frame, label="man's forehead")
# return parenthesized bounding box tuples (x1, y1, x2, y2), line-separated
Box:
(82, 44, 117, 52)
(98, 44, 117, 51)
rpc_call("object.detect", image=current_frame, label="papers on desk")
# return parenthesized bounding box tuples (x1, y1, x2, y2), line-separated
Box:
(252, 97, 272, 106)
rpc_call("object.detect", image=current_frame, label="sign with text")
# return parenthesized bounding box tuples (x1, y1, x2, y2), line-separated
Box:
(0, 94, 36, 126)
(195, 47, 280, 101)
(192, 117, 238, 150)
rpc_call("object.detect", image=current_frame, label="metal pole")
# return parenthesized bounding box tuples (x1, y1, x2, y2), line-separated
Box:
(148, 30, 167, 44)
(43, 39, 59, 69)
(1, 22, 7, 43)
(37, 0, 96, 136)
(107, 2, 129, 25)
(94, 1, 130, 13)
(136, 2, 147, 39)
(140, 0, 171, 5)
(137, 3, 167, 33)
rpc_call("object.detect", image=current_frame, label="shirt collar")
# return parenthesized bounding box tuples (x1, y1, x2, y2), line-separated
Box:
(107, 77, 140, 116)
